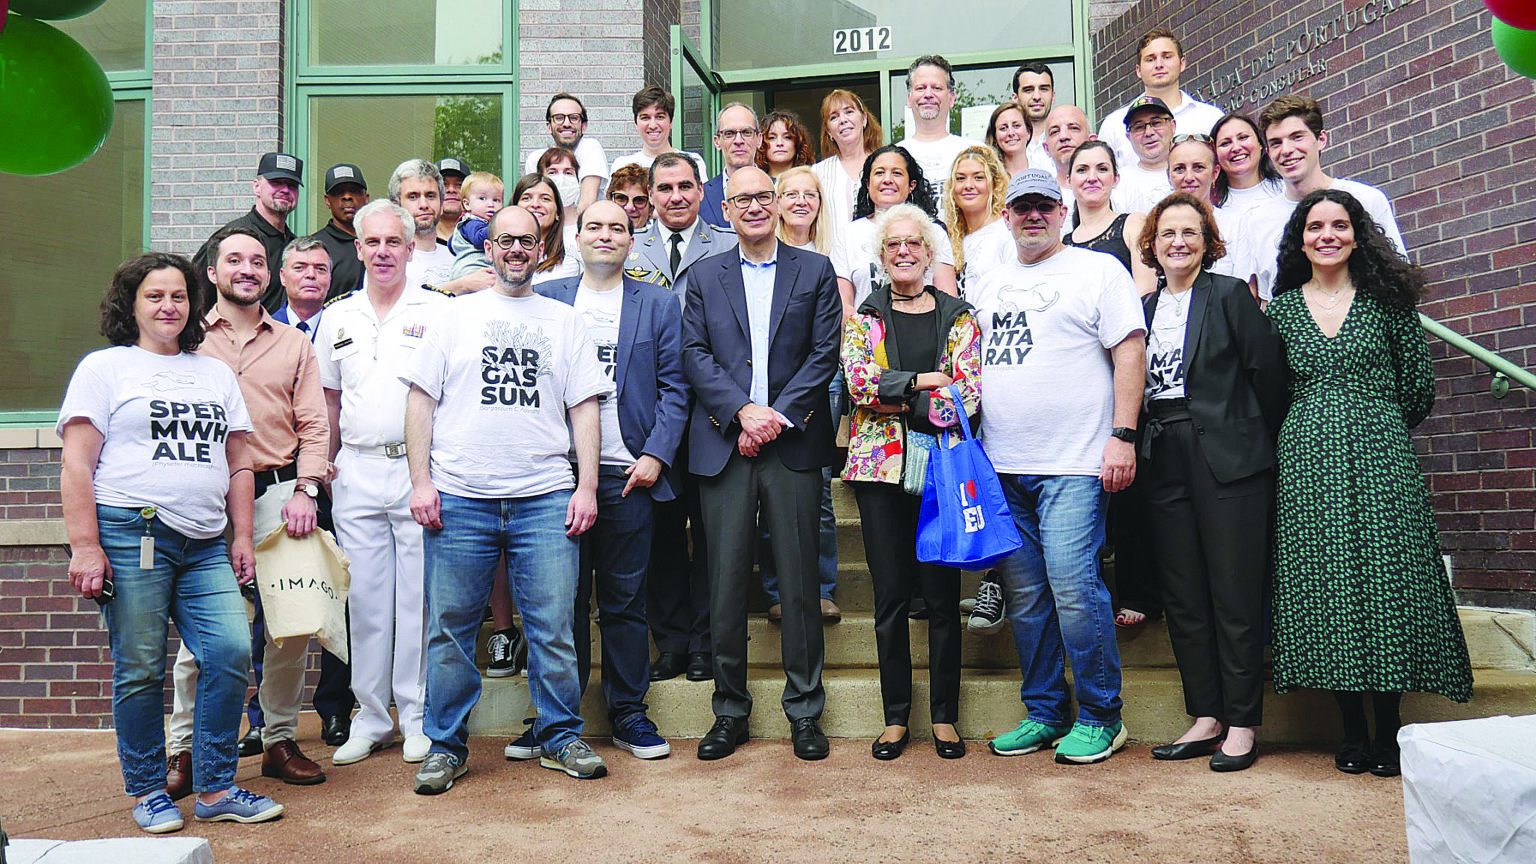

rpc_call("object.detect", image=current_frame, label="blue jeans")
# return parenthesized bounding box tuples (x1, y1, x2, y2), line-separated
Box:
(423, 490, 582, 760)
(760, 371, 843, 603)
(576, 466, 653, 725)
(97, 505, 250, 796)
(994, 475, 1123, 727)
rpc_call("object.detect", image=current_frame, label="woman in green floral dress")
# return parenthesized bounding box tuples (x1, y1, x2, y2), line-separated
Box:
(1267, 188, 1473, 778)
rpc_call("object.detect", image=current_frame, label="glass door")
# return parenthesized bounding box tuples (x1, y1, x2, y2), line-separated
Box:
(671, 27, 724, 176)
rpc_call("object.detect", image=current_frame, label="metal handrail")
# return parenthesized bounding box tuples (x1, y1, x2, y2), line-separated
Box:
(1420, 313, 1536, 400)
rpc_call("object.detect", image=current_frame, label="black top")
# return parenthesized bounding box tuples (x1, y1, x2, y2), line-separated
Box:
(190, 206, 296, 312)
(1064, 212, 1134, 276)
(888, 307, 940, 374)
(312, 219, 364, 301)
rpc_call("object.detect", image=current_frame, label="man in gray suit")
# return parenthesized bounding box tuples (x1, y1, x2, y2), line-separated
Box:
(682, 167, 841, 762)
(625, 152, 738, 682)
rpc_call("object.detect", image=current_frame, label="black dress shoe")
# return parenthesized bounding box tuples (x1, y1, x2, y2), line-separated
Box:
(792, 717, 829, 760)
(871, 730, 909, 761)
(1368, 743, 1400, 777)
(1151, 734, 1224, 761)
(907, 599, 930, 620)
(1335, 740, 1372, 774)
(237, 726, 264, 758)
(697, 715, 749, 760)
(650, 652, 686, 681)
(685, 652, 713, 681)
(321, 714, 351, 747)
(1209, 744, 1259, 772)
(935, 735, 967, 760)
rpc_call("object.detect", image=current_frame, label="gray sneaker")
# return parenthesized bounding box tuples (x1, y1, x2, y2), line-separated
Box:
(540, 739, 608, 779)
(412, 751, 466, 795)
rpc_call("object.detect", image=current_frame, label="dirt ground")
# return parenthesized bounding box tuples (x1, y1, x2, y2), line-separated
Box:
(0, 717, 1410, 864)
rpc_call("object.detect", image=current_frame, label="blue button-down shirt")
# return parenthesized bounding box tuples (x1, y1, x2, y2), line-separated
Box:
(739, 245, 777, 407)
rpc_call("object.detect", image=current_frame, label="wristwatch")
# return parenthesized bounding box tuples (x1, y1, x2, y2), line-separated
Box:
(296, 481, 320, 498)
(1109, 426, 1138, 442)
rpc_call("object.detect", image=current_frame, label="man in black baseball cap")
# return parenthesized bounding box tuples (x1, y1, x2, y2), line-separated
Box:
(191, 151, 303, 310)
(435, 157, 470, 247)
(311, 163, 370, 299)
(1115, 95, 1176, 212)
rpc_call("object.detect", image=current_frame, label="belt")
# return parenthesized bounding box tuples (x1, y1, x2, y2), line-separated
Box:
(253, 462, 297, 499)
(345, 442, 408, 458)
(1140, 399, 1192, 460)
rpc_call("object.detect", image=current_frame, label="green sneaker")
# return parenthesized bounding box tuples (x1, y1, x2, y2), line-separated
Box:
(989, 719, 1072, 756)
(1053, 721, 1128, 764)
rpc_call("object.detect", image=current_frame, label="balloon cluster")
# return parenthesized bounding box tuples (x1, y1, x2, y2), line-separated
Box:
(1487, 0, 1536, 79)
(0, 0, 115, 176)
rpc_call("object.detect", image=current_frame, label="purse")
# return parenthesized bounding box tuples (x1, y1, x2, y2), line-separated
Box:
(915, 385, 1022, 569)
(901, 418, 938, 496)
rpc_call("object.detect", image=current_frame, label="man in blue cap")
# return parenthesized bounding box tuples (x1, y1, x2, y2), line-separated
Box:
(192, 152, 303, 311)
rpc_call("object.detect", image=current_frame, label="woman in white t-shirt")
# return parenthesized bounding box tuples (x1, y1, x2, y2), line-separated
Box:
(984, 102, 1032, 180)
(1212, 112, 1284, 217)
(775, 166, 833, 255)
(58, 252, 280, 832)
(831, 144, 957, 318)
(942, 145, 1013, 299)
(513, 173, 581, 285)
(812, 89, 883, 249)
(1167, 133, 1251, 284)
(536, 145, 582, 242)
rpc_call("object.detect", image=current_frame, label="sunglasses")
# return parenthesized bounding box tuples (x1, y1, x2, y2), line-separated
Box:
(1172, 133, 1213, 145)
(1008, 198, 1060, 217)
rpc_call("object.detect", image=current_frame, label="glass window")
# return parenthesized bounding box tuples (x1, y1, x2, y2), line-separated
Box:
(305, 93, 504, 221)
(0, 100, 146, 412)
(677, 61, 714, 174)
(888, 60, 1074, 142)
(308, 0, 505, 67)
(52, 0, 146, 73)
(713, 0, 1073, 72)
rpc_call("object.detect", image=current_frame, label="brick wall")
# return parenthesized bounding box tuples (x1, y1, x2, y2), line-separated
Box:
(150, 0, 284, 257)
(1094, 0, 1536, 608)
(643, 0, 681, 92)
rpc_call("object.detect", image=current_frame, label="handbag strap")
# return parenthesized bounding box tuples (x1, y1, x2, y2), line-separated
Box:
(939, 383, 972, 447)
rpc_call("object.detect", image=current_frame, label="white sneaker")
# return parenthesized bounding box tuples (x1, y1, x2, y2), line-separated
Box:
(402, 734, 432, 763)
(332, 734, 393, 766)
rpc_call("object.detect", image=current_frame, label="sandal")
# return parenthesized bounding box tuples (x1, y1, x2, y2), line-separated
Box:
(1114, 608, 1146, 628)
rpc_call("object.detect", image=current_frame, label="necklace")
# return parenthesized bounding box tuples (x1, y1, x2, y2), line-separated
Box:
(890, 287, 925, 300)
(1307, 280, 1350, 311)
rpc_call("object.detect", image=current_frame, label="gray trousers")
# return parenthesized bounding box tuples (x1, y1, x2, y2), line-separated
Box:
(697, 443, 826, 721)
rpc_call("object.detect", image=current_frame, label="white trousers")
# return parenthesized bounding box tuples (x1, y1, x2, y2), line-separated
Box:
(329, 447, 426, 743)
(168, 479, 311, 751)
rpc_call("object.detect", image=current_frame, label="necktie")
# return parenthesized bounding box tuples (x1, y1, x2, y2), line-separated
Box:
(669, 232, 683, 276)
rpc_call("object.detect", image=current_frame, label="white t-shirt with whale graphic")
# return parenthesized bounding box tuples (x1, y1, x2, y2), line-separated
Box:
(58, 346, 252, 539)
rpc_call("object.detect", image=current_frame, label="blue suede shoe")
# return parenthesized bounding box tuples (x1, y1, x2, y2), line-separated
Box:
(133, 791, 184, 834)
(193, 786, 284, 823)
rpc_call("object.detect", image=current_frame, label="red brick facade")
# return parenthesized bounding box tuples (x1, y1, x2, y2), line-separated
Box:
(1094, 0, 1536, 609)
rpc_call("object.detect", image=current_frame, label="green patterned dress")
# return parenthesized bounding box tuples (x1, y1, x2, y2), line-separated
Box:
(1268, 288, 1473, 701)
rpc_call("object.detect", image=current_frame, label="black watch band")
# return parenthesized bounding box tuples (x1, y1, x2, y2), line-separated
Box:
(1110, 426, 1138, 442)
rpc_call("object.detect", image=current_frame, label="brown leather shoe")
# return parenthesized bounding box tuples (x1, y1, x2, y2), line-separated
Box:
(767, 603, 782, 623)
(821, 597, 842, 623)
(165, 750, 192, 801)
(261, 739, 326, 785)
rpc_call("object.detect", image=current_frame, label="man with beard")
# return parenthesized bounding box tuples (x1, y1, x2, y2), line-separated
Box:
(165, 226, 331, 796)
(192, 152, 301, 311)
(1013, 62, 1058, 173)
(523, 93, 610, 212)
(404, 205, 612, 793)
(897, 55, 982, 200)
(310, 163, 369, 300)
(388, 159, 494, 296)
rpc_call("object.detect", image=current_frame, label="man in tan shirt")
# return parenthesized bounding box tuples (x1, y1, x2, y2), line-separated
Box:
(165, 226, 332, 795)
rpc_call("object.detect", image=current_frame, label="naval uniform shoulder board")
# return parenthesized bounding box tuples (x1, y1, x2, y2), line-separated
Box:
(322, 289, 358, 309)
(422, 284, 456, 297)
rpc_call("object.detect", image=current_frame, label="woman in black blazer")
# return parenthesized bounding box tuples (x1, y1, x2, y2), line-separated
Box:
(1134, 192, 1286, 772)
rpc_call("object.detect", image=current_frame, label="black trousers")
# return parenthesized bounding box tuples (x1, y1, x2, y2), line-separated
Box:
(697, 444, 825, 721)
(1142, 409, 1271, 728)
(1106, 479, 1162, 617)
(647, 480, 711, 656)
(851, 481, 960, 726)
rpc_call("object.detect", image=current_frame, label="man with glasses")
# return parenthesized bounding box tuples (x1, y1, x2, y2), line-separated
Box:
(1112, 96, 1177, 213)
(1096, 26, 1224, 169)
(698, 103, 761, 229)
(405, 205, 613, 793)
(524, 93, 610, 212)
(966, 169, 1145, 766)
(898, 55, 982, 200)
(683, 167, 841, 762)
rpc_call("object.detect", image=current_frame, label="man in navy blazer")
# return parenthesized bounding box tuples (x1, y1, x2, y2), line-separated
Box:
(536, 200, 688, 757)
(697, 103, 762, 230)
(682, 167, 841, 762)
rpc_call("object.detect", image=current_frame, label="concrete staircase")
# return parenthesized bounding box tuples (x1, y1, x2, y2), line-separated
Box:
(468, 481, 1536, 744)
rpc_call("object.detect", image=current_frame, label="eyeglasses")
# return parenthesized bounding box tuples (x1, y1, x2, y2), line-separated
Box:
(549, 113, 585, 125)
(715, 128, 760, 141)
(1008, 199, 1059, 217)
(1172, 133, 1213, 144)
(491, 233, 539, 251)
(779, 189, 820, 203)
(882, 237, 927, 253)
(1128, 117, 1172, 135)
(727, 191, 776, 209)
(610, 192, 649, 208)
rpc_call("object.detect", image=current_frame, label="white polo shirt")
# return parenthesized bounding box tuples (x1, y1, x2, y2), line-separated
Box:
(1097, 91, 1225, 171)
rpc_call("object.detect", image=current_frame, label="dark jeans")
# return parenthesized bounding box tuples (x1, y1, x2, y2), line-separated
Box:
(576, 465, 655, 725)
(647, 482, 711, 655)
(851, 481, 961, 726)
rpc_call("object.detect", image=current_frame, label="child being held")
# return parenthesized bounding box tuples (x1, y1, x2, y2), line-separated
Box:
(448, 171, 503, 279)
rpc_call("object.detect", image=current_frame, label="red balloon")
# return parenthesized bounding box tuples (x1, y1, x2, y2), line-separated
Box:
(1486, 0, 1536, 30)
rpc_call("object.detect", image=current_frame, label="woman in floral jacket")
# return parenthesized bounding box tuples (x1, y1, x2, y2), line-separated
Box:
(841, 203, 982, 761)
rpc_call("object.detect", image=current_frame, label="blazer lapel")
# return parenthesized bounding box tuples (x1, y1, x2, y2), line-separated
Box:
(767, 248, 799, 347)
(720, 255, 750, 341)
(615, 279, 641, 398)
(1184, 271, 1212, 371)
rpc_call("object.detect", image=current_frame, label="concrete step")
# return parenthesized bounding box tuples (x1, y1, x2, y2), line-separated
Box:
(480, 607, 1534, 673)
(467, 665, 1536, 746)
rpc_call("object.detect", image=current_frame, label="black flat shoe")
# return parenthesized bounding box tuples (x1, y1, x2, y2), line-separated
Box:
(1335, 740, 1372, 774)
(697, 715, 748, 761)
(1151, 734, 1224, 761)
(1369, 743, 1400, 777)
(320, 714, 350, 747)
(685, 652, 713, 681)
(871, 730, 909, 761)
(935, 735, 966, 760)
(792, 717, 829, 760)
(237, 726, 264, 758)
(907, 599, 930, 620)
(1210, 745, 1258, 772)
(650, 652, 686, 681)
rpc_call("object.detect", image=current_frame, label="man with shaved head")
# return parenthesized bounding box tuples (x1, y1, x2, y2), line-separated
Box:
(1044, 105, 1095, 222)
(404, 205, 615, 794)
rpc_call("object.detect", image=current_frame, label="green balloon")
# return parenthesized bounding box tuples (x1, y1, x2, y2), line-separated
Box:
(1492, 19, 1536, 80)
(8, 0, 110, 21)
(0, 14, 114, 176)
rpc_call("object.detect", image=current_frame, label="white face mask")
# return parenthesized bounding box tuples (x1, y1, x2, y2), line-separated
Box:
(551, 173, 580, 208)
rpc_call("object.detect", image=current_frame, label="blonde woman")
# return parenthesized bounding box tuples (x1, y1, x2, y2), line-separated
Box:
(775, 166, 833, 255)
(942, 145, 1013, 296)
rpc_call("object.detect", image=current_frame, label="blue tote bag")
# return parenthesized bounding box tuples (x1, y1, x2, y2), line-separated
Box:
(915, 386, 1022, 569)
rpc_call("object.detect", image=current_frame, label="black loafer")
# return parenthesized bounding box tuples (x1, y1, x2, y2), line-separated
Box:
(935, 735, 967, 760)
(792, 717, 829, 761)
(871, 730, 909, 761)
(1209, 745, 1258, 772)
(1335, 740, 1372, 774)
(1369, 743, 1400, 777)
(321, 714, 351, 747)
(697, 715, 749, 760)
(650, 652, 686, 681)
(237, 726, 264, 758)
(1151, 734, 1224, 761)
(685, 652, 714, 681)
